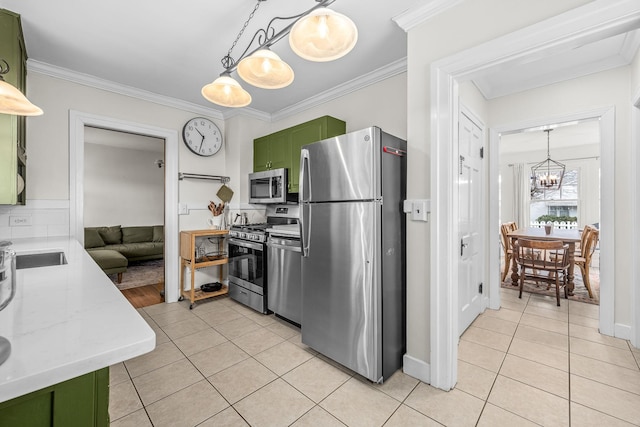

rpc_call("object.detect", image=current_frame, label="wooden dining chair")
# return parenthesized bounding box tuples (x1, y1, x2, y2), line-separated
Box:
(500, 222, 518, 282)
(576, 225, 599, 298)
(514, 238, 570, 306)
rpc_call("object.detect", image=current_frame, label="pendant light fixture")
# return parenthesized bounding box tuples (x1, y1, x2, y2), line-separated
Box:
(202, 0, 357, 108)
(289, 7, 358, 62)
(531, 129, 565, 191)
(237, 48, 294, 89)
(0, 59, 43, 116)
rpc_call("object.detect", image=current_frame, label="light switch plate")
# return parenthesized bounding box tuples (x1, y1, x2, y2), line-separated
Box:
(178, 203, 188, 215)
(403, 199, 431, 222)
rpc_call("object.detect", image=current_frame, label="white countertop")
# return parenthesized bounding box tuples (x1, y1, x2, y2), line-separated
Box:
(0, 237, 155, 402)
(266, 224, 301, 237)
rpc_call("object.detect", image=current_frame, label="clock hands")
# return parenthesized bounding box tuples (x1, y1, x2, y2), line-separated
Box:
(196, 128, 205, 152)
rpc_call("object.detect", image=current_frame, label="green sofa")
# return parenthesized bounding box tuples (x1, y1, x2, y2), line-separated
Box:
(84, 225, 164, 283)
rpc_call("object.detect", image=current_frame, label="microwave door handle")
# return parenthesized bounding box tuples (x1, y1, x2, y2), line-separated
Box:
(269, 177, 273, 199)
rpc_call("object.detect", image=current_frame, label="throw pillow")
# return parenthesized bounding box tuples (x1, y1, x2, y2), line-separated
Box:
(84, 228, 105, 249)
(98, 225, 122, 245)
(122, 226, 153, 243)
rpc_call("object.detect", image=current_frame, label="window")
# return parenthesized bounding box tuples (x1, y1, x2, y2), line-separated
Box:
(530, 169, 578, 223)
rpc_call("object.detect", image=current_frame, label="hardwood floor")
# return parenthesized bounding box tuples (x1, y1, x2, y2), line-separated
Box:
(121, 282, 164, 309)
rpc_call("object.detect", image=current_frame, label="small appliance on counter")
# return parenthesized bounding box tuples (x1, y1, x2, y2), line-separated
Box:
(0, 241, 16, 366)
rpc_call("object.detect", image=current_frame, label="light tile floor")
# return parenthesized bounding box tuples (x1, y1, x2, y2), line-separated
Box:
(109, 287, 640, 426)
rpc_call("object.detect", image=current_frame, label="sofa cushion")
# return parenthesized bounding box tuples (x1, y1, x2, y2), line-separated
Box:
(106, 242, 163, 259)
(94, 225, 122, 245)
(84, 228, 105, 249)
(122, 226, 154, 243)
(88, 249, 128, 270)
(152, 225, 164, 242)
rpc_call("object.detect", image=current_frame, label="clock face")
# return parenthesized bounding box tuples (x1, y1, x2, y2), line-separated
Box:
(182, 117, 223, 157)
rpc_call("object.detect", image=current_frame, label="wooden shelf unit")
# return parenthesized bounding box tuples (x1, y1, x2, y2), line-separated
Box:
(179, 229, 229, 309)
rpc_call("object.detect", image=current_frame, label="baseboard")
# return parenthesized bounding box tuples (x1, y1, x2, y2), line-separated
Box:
(403, 354, 430, 383)
(614, 323, 631, 340)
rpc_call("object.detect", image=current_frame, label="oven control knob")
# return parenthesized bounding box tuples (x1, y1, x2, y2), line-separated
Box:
(241, 233, 247, 239)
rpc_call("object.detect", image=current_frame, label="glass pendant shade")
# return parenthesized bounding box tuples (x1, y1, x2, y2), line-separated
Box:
(0, 79, 43, 116)
(201, 75, 251, 108)
(289, 8, 358, 62)
(237, 49, 294, 89)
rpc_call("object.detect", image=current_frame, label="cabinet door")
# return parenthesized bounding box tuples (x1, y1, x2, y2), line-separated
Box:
(289, 117, 346, 193)
(268, 130, 290, 172)
(0, 9, 24, 205)
(0, 368, 110, 427)
(253, 135, 271, 172)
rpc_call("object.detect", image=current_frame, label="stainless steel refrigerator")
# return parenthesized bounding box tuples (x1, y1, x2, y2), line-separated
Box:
(299, 126, 406, 383)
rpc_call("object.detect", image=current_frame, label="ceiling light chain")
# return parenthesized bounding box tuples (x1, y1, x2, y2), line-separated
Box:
(222, 0, 265, 70)
(201, 0, 358, 108)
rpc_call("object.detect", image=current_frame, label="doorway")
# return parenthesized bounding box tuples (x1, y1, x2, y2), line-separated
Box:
(69, 111, 180, 303)
(83, 126, 166, 301)
(497, 119, 602, 306)
(428, 2, 632, 390)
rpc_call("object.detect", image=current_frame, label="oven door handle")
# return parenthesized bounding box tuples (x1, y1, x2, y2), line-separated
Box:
(228, 238, 264, 251)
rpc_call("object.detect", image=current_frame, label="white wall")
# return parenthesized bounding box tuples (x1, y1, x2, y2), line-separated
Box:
(406, 0, 593, 376)
(84, 143, 164, 227)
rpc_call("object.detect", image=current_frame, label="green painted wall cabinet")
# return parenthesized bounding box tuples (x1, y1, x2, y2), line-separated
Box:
(253, 116, 346, 193)
(0, 368, 110, 426)
(0, 8, 28, 205)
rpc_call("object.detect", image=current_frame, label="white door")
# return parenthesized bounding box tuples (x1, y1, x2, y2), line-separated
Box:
(459, 112, 485, 335)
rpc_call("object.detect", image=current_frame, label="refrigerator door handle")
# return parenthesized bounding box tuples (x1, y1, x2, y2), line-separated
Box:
(299, 148, 311, 257)
(299, 149, 310, 203)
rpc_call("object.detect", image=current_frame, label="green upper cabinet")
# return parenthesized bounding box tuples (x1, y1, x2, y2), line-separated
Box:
(0, 8, 27, 205)
(252, 116, 346, 193)
(253, 129, 292, 173)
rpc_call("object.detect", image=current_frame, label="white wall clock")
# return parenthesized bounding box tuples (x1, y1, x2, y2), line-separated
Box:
(182, 117, 223, 157)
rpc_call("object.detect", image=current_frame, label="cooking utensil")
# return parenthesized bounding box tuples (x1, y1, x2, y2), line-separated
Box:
(216, 184, 234, 203)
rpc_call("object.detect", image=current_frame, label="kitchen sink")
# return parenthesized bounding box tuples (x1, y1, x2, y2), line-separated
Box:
(16, 251, 67, 269)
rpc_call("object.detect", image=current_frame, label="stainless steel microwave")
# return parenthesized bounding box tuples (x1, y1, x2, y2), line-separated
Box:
(249, 168, 288, 204)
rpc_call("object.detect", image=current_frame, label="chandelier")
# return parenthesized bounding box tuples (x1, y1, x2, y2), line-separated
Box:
(202, 0, 358, 108)
(0, 59, 43, 116)
(531, 129, 565, 192)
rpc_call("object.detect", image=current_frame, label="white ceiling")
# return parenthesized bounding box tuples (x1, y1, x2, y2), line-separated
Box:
(2, 0, 639, 118)
(500, 119, 601, 155)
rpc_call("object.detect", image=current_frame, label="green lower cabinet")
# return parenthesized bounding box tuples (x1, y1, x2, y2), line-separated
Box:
(0, 367, 110, 427)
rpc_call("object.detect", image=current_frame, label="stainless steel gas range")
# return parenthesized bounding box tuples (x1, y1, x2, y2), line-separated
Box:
(227, 223, 269, 313)
(227, 205, 300, 315)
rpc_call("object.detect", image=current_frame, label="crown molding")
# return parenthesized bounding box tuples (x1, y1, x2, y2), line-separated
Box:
(27, 57, 407, 124)
(271, 57, 407, 122)
(27, 59, 226, 120)
(392, 0, 463, 32)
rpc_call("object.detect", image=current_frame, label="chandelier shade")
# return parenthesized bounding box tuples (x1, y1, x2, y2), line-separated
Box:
(0, 60, 43, 116)
(531, 129, 565, 191)
(237, 49, 294, 89)
(201, 0, 357, 108)
(201, 74, 252, 108)
(288, 8, 358, 62)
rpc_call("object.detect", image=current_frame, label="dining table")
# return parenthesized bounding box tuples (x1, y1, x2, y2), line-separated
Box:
(507, 227, 582, 295)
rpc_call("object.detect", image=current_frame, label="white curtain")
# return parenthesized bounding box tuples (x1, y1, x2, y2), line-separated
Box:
(512, 163, 528, 228)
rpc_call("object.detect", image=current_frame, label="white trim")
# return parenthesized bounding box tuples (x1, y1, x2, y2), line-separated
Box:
(32, 60, 225, 120)
(271, 58, 407, 122)
(69, 111, 180, 303)
(28, 58, 407, 124)
(489, 108, 615, 336)
(631, 93, 640, 349)
(615, 323, 632, 341)
(393, 0, 463, 32)
(402, 354, 431, 383)
(429, 0, 638, 391)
